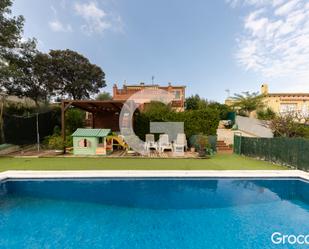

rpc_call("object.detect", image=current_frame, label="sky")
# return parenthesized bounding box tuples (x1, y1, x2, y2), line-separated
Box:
(11, 0, 309, 102)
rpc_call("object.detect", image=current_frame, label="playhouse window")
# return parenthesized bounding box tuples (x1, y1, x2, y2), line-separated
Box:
(99, 137, 103, 144)
(78, 139, 91, 148)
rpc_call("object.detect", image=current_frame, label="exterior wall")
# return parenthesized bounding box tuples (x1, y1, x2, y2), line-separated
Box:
(217, 128, 257, 145)
(263, 95, 309, 115)
(225, 84, 309, 117)
(113, 83, 186, 112)
(73, 136, 98, 155)
(93, 112, 120, 131)
(85, 111, 130, 132)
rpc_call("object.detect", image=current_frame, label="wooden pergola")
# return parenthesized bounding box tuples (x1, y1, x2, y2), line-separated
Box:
(61, 99, 125, 152)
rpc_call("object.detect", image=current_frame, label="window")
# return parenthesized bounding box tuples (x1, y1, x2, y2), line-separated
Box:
(172, 90, 181, 100)
(99, 137, 103, 144)
(78, 139, 91, 148)
(280, 103, 297, 113)
(302, 104, 309, 117)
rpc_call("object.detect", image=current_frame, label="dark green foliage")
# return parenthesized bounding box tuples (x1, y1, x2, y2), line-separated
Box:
(134, 102, 220, 141)
(185, 95, 207, 110)
(3, 107, 60, 145)
(189, 134, 216, 156)
(96, 92, 112, 100)
(65, 108, 85, 134)
(298, 125, 309, 139)
(234, 136, 309, 172)
(45, 49, 106, 100)
(43, 134, 72, 150)
(0, 0, 24, 57)
(181, 109, 220, 138)
(257, 107, 276, 120)
(207, 102, 232, 120)
(143, 102, 171, 120)
(1, 40, 56, 105)
(185, 95, 230, 120)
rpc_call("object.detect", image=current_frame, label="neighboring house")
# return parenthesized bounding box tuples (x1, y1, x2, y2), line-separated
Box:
(260, 84, 309, 116)
(225, 84, 309, 117)
(113, 82, 186, 112)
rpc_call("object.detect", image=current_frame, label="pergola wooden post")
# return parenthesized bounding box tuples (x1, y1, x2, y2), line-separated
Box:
(61, 100, 72, 154)
(61, 99, 125, 154)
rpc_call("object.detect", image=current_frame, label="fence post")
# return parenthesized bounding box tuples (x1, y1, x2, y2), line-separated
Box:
(36, 113, 40, 152)
(234, 132, 242, 155)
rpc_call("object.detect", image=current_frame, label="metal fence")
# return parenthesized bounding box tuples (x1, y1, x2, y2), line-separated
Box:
(234, 135, 309, 172)
(3, 110, 60, 145)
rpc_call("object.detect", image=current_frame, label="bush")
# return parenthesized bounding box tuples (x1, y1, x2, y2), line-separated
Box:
(43, 134, 72, 150)
(134, 102, 220, 140)
(257, 108, 276, 120)
(66, 108, 85, 134)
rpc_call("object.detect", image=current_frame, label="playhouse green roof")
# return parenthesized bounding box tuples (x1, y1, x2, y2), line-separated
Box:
(71, 128, 111, 137)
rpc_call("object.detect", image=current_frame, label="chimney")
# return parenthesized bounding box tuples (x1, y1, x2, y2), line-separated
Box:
(261, 84, 269, 95)
(113, 83, 118, 98)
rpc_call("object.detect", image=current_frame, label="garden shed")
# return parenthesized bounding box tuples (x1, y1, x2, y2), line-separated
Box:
(71, 128, 110, 156)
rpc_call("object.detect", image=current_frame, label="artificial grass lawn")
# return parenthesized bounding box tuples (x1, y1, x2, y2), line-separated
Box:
(0, 154, 287, 171)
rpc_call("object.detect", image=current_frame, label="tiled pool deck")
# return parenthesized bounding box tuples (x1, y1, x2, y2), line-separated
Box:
(0, 170, 308, 181)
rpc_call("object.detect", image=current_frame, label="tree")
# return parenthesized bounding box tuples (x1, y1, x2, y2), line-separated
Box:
(185, 94, 207, 110)
(46, 49, 106, 99)
(0, 0, 24, 63)
(268, 112, 309, 137)
(96, 91, 112, 100)
(231, 91, 264, 116)
(0, 40, 55, 106)
(207, 102, 231, 120)
(257, 107, 276, 120)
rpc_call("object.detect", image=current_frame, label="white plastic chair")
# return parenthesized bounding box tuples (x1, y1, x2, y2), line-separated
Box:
(145, 134, 158, 151)
(173, 133, 187, 153)
(159, 134, 173, 152)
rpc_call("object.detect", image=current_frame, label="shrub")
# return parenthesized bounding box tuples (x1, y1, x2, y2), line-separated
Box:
(66, 108, 85, 134)
(134, 102, 220, 140)
(44, 134, 72, 150)
(257, 108, 276, 120)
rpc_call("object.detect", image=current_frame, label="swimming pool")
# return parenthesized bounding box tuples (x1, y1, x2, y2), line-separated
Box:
(0, 178, 308, 248)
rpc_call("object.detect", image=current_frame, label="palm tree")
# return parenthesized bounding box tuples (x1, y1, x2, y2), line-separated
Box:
(231, 91, 265, 117)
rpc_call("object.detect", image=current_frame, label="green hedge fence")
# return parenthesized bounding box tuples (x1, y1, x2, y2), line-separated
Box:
(234, 135, 309, 172)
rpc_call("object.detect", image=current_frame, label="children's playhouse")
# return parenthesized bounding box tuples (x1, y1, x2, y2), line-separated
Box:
(72, 128, 111, 156)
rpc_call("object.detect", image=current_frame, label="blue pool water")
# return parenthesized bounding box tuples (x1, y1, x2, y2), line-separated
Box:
(0, 178, 308, 249)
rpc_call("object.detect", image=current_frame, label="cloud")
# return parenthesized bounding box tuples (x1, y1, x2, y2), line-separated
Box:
(226, 0, 273, 8)
(49, 20, 73, 32)
(74, 1, 114, 35)
(229, 0, 309, 87)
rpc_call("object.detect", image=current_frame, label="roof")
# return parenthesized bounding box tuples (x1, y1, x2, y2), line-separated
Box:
(268, 93, 309, 97)
(115, 83, 186, 89)
(62, 100, 125, 113)
(72, 128, 110, 137)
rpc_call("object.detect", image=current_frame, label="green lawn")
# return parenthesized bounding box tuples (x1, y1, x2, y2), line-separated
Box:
(0, 154, 287, 171)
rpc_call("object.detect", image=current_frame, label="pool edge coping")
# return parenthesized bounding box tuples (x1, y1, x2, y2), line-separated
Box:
(0, 170, 308, 181)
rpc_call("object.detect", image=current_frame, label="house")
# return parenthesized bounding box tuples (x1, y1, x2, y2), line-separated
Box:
(72, 128, 110, 156)
(113, 82, 186, 112)
(260, 84, 309, 116)
(225, 84, 309, 116)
